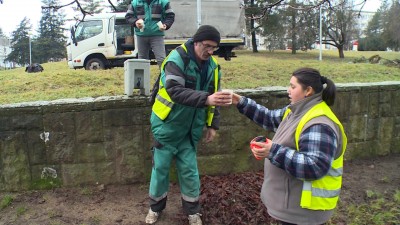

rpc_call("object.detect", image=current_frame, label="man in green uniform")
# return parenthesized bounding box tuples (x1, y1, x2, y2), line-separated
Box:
(147, 25, 231, 225)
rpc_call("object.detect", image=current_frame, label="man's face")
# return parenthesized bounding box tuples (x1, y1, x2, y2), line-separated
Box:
(194, 40, 219, 61)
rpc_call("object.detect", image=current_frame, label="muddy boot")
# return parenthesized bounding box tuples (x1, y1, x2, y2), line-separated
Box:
(188, 213, 202, 225)
(145, 208, 160, 224)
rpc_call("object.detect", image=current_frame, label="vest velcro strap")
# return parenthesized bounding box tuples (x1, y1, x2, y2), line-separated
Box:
(311, 187, 341, 198)
(156, 94, 174, 108)
(327, 167, 343, 177)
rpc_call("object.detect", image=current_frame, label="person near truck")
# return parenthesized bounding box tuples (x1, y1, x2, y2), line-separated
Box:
(147, 25, 232, 225)
(231, 67, 347, 225)
(125, 0, 175, 67)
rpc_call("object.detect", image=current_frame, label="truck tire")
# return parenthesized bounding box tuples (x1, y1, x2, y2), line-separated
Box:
(85, 58, 105, 70)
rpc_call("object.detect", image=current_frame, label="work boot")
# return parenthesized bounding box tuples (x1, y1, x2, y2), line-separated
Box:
(188, 213, 202, 225)
(145, 208, 160, 224)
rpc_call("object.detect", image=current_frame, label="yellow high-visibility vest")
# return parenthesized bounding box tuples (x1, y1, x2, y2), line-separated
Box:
(283, 102, 347, 210)
(152, 44, 219, 126)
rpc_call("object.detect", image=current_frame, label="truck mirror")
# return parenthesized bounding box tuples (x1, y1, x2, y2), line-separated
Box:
(71, 26, 77, 46)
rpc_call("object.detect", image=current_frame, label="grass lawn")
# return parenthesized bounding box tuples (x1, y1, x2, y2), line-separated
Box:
(0, 49, 399, 105)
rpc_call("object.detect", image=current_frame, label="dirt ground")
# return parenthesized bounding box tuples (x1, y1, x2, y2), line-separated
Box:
(1, 154, 399, 225)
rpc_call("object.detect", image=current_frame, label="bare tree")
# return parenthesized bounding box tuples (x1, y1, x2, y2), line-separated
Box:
(321, 0, 358, 58)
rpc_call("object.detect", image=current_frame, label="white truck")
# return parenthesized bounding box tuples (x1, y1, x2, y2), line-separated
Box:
(66, 0, 246, 70)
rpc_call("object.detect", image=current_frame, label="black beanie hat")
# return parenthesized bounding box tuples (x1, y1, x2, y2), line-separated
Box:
(193, 25, 221, 45)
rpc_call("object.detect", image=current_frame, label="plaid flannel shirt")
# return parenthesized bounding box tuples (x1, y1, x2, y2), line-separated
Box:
(237, 96, 338, 180)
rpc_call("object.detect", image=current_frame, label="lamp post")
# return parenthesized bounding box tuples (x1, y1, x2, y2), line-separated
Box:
(319, 5, 322, 61)
(197, 0, 201, 28)
(29, 34, 32, 65)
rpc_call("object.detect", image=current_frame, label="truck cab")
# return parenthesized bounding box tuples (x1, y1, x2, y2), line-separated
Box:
(67, 12, 137, 70)
(67, 0, 246, 70)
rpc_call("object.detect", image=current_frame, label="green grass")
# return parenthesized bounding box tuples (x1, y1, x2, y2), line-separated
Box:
(0, 194, 13, 210)
(0, 50, 399, 105)
(331, 189, 400, 225)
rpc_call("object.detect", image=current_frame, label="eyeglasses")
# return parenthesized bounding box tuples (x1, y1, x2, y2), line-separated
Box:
(200, 42, 219, 51)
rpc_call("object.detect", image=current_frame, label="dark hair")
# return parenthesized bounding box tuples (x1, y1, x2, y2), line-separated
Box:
(292, 67, 336, 106)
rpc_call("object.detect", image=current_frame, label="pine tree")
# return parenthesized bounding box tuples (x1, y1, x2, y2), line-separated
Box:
(34, 0, 66, 63)
(360, 1, 387, 51)
(73, 0, 103, 14)
(114, 0, 131, 12)
(5, 17, 32, 65)
(382, 0, 400, 51)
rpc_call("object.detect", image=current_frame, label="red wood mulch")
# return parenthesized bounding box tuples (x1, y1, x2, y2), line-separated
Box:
(200, 171, 278, 225)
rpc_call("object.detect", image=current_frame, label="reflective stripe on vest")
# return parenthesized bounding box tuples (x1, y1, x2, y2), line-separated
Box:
(207, 56, 218, 126)
(152, 44, 219, 125)
(283, 102, 347, 210)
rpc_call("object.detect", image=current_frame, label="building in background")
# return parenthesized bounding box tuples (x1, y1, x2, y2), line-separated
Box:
(0, 36, 13, 69)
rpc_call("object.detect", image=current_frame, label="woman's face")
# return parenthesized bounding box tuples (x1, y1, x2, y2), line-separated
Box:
(287, 76, 307, 104)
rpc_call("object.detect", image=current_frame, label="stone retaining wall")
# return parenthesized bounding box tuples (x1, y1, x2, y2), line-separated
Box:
(1, 82, 399, 191)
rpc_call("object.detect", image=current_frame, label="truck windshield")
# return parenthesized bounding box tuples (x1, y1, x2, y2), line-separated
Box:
(75, 20, 103, 42)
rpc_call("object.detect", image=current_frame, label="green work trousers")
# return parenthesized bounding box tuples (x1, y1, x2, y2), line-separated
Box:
(149, 135, 201, 215)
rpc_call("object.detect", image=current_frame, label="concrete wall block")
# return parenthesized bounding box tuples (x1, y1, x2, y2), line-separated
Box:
(390, 137, 400, 154)
(347, 115, 368, 142)
(103, 108, 136, 127)
(75, 142, 112, 163)
(26, 131, 47, 165)
(230, 124, 266, 150)
(379, 86, 397, 103)
(378, 117, 394, 141)
(345, 141, 379, 159)
(366, 92, 380, 118)
(61, 162, 116, 186)
(332, 91, 351, 122)
(43, 112, 75, 132)
(394, 117, 400, 138)
(379, 102, 393, 117)
(365, 118, 379, 140)
(75, 111, 104, 143)
(349, 92, 367, 115)
(46, 132, 76, 163)
(110, 126, 144, 153)
(0, 132, 31, 191)
(198, 126, 232, 155)
(0, 114, 42, 131)
(115, 153, 145, 183)
(393, 91, 400, 115)
(198, 154, 236, 176)
(111, 126, 147, 183)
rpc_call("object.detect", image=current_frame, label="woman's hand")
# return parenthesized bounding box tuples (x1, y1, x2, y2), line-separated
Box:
(250, 139, 272, 159)
(232, 93, 242, 105)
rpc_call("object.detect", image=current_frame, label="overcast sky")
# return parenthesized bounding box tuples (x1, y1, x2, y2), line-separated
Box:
(0, 0, 381, 37)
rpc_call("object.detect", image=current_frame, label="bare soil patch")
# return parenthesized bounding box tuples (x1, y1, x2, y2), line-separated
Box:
(1, 154, 399, 225)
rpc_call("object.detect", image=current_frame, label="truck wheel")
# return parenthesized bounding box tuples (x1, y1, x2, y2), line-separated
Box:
(85, 58, 105, 70)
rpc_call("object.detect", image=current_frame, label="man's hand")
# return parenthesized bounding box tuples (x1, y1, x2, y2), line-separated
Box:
(159, 23, 167, 31)
(206, 92, 232, 106)
(135, 19, 144, 29)
(205, 128, 216, 143)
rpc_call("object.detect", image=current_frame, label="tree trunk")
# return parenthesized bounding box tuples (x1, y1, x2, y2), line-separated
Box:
(251, 0, 258, 53)
(338, 45, 345, 58)
(290, 0, 297, 54)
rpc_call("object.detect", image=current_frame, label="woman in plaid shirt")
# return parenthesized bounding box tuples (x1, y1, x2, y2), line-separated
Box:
(232, 68, 347, 225)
